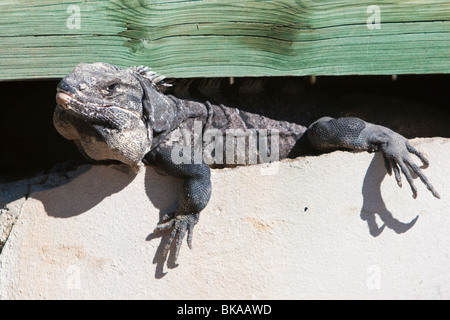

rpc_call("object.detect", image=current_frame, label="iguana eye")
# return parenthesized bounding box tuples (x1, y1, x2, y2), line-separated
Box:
(105, 83, 119, 95)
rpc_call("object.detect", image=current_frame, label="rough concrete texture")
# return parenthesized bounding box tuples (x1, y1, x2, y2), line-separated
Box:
(0, 181, 29, 250)
(0, 138, 448, 300)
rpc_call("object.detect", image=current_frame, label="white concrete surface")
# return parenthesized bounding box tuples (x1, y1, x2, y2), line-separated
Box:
(0, 138, 449, 299)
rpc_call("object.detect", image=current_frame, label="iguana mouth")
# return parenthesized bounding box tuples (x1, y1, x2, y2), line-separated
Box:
(56, 90, 113, 110)
(56, 90, 139, 118)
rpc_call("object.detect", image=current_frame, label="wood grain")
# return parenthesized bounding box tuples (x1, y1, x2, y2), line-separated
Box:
(0, 0, 449, 80)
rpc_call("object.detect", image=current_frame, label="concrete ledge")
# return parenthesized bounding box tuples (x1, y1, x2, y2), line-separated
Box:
(0, 138, 449, 299)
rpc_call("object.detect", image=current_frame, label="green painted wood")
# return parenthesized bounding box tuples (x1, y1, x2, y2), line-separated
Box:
(0, 0, 449, 80)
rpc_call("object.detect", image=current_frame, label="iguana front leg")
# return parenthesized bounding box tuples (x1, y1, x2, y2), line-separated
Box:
(307, 117, 440, 199)
(144, 146, 212, 263)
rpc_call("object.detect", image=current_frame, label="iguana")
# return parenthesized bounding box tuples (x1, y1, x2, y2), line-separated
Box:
(54, 62, 440, 263)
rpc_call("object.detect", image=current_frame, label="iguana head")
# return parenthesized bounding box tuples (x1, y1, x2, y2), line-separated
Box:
(54, 62, 173, 166)
(56, 62, 169, 129)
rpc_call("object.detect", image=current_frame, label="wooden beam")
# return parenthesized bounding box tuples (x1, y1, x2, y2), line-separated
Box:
(0, 0, 449, 80)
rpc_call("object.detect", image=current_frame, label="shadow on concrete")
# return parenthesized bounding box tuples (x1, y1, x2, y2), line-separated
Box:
(3, 151, 422, 279)
(20, 162, 188, 279)
(360, 153, 418, 237)
(33, 164, 137, 218)
(143, 168, 184, 278)
(1, 162, 90, 211)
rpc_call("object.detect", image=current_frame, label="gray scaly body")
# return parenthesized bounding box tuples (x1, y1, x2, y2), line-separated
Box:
(54, 62, 440, 263)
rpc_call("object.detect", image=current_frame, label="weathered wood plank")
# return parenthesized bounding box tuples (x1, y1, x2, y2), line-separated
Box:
(0, 0, 449, 80)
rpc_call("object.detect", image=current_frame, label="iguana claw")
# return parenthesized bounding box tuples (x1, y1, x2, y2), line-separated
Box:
(379, 133, 440, 199)
(154, 212, 200, 262)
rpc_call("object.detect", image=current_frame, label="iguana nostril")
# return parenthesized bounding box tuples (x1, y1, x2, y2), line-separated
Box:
(57, 79, 76, 94)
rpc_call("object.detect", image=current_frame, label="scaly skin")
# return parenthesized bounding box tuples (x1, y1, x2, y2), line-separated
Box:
(54, 62, 440, 264)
